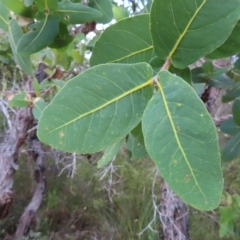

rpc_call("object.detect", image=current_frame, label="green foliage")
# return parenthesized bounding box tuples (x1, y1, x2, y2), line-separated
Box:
(142, 71, 222, 210)
(3, 0, 240, 218)
(150, 0, 240, 69)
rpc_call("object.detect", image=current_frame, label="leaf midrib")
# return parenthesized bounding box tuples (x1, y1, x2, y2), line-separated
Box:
(167, 0, 206, 59)
(44, 78, 153, 135)
(156, 79, 207, 202)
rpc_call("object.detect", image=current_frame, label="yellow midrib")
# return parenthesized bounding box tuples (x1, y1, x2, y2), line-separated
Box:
(156, 79, 207, 201)
(109, 46, 153, 63)
(45, 78, 153, 135)
(167, 0, 206, 59)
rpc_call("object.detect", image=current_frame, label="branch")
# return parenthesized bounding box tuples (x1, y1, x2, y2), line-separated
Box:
(14, 133, 46, 239)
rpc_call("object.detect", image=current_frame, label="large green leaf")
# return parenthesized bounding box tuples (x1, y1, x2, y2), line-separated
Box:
(88, 0, 113, 24)
(38, 63, 153, 153)
(207, 21, 240, 59)
(142, 71, 223, 210)
(17, 13, 59, 55)
(35, 0, 58, 11)
(8, 19, 33, 75)
(97, 139, 123, 169)
(150, 0, 240, 69)
(222, 132, 240, 161)
(57, 1, 102, 24)
(0, 0, 35, 17)
(0, 2, 9, 32)
(90, 14, 154, 66)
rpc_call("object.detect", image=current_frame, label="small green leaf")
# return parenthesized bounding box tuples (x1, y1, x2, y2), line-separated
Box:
(150, 0, 240, 69)
(142, 71, 223, 210)
(202, 61, 214, 75)
(90, 14, 154, 66)
(112, 5, 129, 21)
(17, 14, 59, 55)
(0, 2, 9, 32)
(127, 133, 147, 159)
(8, 19, 33, 75)
(222, 132, 240, 161)
(222, 84, 240, 103)
(207, 21, 240, 59)
(38, 63, 153, 153)
(33, 98, 48, 120)
(220, 118, 240, 136)
(209, 75, 234, 89)
(232, 98, 240, 126)
(191, 68, 206, 84)
(97, 139, 123, 169)
(9, 92, 31, 108)
(88, 0, 113, 23)
(24, 0, 34, 7)
(35, 0, 58, 11)
(57, 1, 102, 24)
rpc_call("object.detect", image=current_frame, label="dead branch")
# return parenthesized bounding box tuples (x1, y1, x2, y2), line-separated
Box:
(0, 107, 34, 219)
(14, 132, 46, 239)
(160, 181, 190, 240)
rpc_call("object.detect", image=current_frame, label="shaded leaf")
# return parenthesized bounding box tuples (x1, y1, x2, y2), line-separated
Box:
(209, 75, 234, 89)
(150, 0, 240, 69)
(202, 61, 214, 75)
(38, 63, 153, 153)
(57, 1, 102, 25)
(222, 132, 240, 161)
(8, 19, 33, 75)
(232, 98, 240, 125)
(0, 2, 9, 32)
(191, 68, 206, 84)
(17, 14, 59, 55)
(90, 14, 154, 66)
(127, 133, 147, 159)
(49, 22, 73, 49)
(88, 0, 113, 23)
(35, 0, 58, 11)
(33, 98, 48, 120)
(8, 92, 31, 108)
(142, 71, 223, 210)
(97, 139, 123, 168)
(220, 118, 240, 136)
(208, 21, 240, 59)
(222, 84, 240, 103)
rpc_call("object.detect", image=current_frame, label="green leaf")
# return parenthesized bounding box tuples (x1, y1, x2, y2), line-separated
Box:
(112, 5, 129, 21)
(8, 19, 33, 76)
(88, 0, 113, 24)
(150, 0, 240, 69)
(127, 133, 147, 159)
(142, 71, 223, 210)
(222, 132, 240, 161)
(49, 22, 73, 49)
(222, 84, 240, 103)
(37, 63, 153, 153)
(207, 21, 240, 59)
(33, 98, 48, 120)
(8, 92, 31, 108)
(209, 75, 234, 89)
(35, 0, 58, 11)
(0, 0, 35, 17)
(90, 14, 154, 66)
(0, 2, 9, 32)
(220, 118, 240, 136)
(24, 0, 34, 7)
(57, 1, 102, 24)
(97, 139, 123, 169)
(191, 68, 206, 84)
(232, 98, 240, 126)
(17, 13, 59, 55)
(202, 61, 214, 75)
